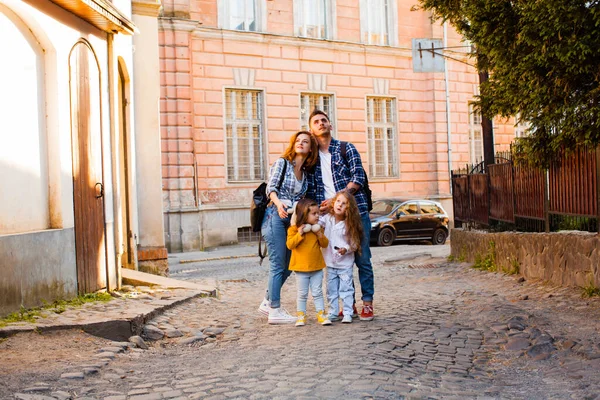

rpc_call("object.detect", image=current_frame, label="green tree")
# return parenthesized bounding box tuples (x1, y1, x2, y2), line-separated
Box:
(415, 0, 600, 166)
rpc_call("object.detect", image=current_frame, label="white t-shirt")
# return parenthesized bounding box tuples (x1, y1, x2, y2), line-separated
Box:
(319, 150, 336, 200)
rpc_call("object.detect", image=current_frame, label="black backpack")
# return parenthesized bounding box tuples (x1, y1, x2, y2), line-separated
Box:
(250, 160, 287, 264)
(340, 141, 373, 212)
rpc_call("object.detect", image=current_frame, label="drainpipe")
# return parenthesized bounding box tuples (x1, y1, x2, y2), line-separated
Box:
(443, 22, 452, 193)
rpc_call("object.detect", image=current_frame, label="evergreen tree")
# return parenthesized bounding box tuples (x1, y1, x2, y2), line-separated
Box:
(416, 0, 600, 165)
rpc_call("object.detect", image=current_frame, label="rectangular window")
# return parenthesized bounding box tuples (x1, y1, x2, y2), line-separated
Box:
(366, 97, 398, 177)
(225, 89, 265, 181)
(360, 0, 393, 45)
(300, 93, 334, 131)
(295, 0, 332, 39)
(514, 114, 530, 138)
(469, 104, 483, 164)
(220, 0, 259, 31)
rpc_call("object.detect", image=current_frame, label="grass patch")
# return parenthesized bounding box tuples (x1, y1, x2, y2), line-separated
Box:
(0, 307, 42, 327)
(448, 246, 468, 263)
(473, 241, 497, 272)
(502, 258, 520, 275)
(581, 278, 600, 298)
(0, 292, 113, 327)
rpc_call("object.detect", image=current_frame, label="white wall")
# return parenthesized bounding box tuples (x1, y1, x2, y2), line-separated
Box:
(0, 8, 48, 234)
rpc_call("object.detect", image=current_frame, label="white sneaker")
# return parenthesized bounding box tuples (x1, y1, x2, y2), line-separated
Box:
(342, 314, 353, 323)
(268, 307, 296, 324)
(258, 298, 270, 316)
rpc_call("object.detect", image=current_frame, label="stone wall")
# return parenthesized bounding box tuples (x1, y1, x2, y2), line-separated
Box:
(451, 229, 600, 288)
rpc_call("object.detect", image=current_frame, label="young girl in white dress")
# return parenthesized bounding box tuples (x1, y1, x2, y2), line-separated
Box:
(320, 190, 363, 323)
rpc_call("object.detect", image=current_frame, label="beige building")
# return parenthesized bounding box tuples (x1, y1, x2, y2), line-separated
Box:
(158, 0, 518, 251)
(0, 0, 166, 316)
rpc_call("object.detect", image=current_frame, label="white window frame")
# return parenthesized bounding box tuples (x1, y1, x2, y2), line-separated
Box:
(469, 104, 484, 165)
(366, 96, 398, 178)
(293, 0, 336, 40)
(217, 0, 267, 32)
(514, 113, 530, 138)
(359, 0, 397, 46)
(299, 92, 336, 136)
(224, 88, 266, 182)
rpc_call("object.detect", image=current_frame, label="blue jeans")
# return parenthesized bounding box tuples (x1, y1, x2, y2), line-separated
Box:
(354, 213, 374, 302)
(295, 269, 325, 313)
(262, 205, 291, 309)
(327, 267, 354, 317)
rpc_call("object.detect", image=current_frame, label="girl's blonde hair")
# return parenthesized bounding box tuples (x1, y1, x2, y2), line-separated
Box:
(329, 191, 363, 255)
(281, 131, 319, 169)
(294, 198, 319, 227)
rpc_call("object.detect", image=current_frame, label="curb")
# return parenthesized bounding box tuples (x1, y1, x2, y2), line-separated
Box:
(177, 253, 258, 264)
(0, 290, 213, 341)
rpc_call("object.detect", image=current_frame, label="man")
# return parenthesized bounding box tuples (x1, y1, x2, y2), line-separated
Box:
(307, 109, 374, 321)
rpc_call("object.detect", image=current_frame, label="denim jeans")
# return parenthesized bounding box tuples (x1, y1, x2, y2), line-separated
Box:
(354, 213, 374, 302)
(261, 204, 291, 309)
(326, 267, 354, 317)
(295, 269, 325, 313)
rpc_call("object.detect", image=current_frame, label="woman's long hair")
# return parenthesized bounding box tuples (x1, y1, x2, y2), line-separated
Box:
(329, 191, 363, 255)
(281, 131, 318, 169)
(294, 198, 318, 227)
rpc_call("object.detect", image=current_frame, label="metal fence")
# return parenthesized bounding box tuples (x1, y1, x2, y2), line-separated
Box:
(451, 148, 600, 233)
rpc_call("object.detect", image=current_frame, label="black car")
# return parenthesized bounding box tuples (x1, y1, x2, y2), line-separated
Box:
(369, 199, 449, 246)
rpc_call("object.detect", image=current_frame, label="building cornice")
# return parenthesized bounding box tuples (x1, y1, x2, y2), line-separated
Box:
(132, 0, 162, 18)
(50, 0, 138, 34)
(158, 19, 413, 58)
(159, 17, 201, 32)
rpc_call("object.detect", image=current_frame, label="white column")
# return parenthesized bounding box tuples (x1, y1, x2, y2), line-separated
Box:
(132, 0, 166, 249)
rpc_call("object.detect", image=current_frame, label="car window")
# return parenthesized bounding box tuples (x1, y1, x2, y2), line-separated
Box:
(398, 202, 418, 215)
(420, 203, 442, 214)
(371, 201, 395, 215)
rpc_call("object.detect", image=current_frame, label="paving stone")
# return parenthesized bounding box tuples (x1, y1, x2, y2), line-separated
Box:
(505, 338, 531, 351)
(143, 325, 165, 340)
(60, 372, 84, 380)
(126, 335, 148, 350)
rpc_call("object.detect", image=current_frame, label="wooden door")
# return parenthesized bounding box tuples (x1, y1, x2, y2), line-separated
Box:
(69, 40, 107, 294)
(118, 62, 134, 270)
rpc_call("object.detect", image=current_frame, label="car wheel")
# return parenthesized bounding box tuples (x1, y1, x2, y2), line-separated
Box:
(377, 228, 395, 246)
(432, 228, 447, 245)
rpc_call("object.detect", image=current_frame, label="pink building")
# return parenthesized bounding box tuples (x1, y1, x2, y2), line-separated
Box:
(159, 0, 517, 251)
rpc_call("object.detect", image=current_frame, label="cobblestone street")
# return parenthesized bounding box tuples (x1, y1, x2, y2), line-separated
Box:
(6, 243, 600, 399)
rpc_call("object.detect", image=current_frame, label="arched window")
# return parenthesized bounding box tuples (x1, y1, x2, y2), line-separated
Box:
(0, 7, 48, 234)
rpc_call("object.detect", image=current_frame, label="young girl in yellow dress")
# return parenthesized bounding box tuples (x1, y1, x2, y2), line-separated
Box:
(286, 198, 332, 326)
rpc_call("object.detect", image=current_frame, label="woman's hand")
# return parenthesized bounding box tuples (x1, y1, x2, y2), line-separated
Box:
(276, 202, 288, 219)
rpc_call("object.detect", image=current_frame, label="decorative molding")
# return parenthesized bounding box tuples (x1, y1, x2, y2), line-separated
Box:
(132, 0, 162, 18)
(186, 26, 413, 58)
(159, 17, 201, 32)
(233, 68, 256, 86)
(307, 74, 327, 91)
(373, 78, 390, 95)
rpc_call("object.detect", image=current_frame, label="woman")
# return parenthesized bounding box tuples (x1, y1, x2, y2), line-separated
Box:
(257, 131, 318, 324)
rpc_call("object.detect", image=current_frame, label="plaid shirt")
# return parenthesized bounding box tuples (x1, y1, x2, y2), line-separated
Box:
(307, 138, 369, 216)
(265, 158, 308, 205)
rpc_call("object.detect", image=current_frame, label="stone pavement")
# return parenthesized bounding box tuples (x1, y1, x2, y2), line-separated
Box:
(0, 243, 258, 342)
(5, 243, 600, 399)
